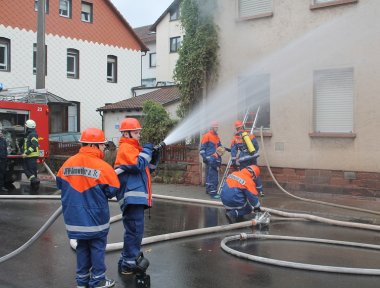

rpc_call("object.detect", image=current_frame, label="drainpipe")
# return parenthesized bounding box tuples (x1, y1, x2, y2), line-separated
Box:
(98, 110, 104, 131)
(141, 51, 147, 87)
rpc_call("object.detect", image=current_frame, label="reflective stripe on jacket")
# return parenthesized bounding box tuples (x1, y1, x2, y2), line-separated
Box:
(220, 169, 258, 209)
(200, 130, 221, 162)
(24, 129, 39, 158)
(56, 146, 120, 240)
(114, 137, 152, 211)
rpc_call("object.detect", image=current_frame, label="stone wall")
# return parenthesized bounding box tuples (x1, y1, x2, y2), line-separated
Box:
(259, 166, 380, 198)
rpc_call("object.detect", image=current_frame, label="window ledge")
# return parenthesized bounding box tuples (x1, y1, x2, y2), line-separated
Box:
(309, 132, 356, 138)
(310, 0, 358, 10)
(236, 12, 273, 22)
(252, 130, 272, 137)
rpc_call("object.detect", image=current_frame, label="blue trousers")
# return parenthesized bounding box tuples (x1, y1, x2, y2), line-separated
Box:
(119, 204, 145, 269)
(76, 236, 107, 287)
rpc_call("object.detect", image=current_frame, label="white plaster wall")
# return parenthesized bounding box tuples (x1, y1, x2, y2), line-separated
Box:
(0, 25, 140, 131)
(214, 0, 380, 172)
(141, 42, 156, 81)
(155, 16, 183, 82)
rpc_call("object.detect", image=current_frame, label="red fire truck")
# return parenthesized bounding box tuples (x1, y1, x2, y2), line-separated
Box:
(0, 88, 49, 186)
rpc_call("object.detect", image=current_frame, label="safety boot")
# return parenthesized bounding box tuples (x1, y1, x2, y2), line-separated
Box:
(94, 278, 115, 288)
(225, 210, 237, 224)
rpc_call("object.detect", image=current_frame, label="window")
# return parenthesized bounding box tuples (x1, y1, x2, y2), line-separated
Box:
(67, 49, 79, 79)
(170, 6, 180, 21)
(313, 68, 354, 133)
(237, 0, 273, 20)
(170, 37, 181, 53)
(149, 53, 156, 68)
(107, 55, 117, 83)
(34, 0, 49, 13)
(238, 74, 271, 129)
(310, 0, 358, 9)
(142, 78, 156, 87)
(81, 2, 93, 23)
(33, 43, 47, 75)
(59, 0, 71, 18)
(0, 38, 10, 72)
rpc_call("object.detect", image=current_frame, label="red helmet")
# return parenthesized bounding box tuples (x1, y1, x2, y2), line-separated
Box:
(234, 120, 244, 129)
(119, 118, 142, 132)
(79, 128, 107, 144)
(246, 165, 260, 178)
(210, 121, 219, 128)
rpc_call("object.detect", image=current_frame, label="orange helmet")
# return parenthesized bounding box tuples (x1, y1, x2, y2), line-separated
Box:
(246, 165, 260, 179)
(210, 121, 219, 128)
(79, 128, 107, 144)
(119, 118, 142, 132)
(234, 120, 244, 129)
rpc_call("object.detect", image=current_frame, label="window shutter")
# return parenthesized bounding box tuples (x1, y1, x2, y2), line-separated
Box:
(82, 3, 91, 14)
(239, 0, 272, 18)
(313, 68, 354, 133)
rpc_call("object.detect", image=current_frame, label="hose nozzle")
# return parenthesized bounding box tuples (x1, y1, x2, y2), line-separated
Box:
(154, 141, 166, 151)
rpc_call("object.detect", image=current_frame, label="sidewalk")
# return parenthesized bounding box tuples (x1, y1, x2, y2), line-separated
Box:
(35, 173, 380, 224)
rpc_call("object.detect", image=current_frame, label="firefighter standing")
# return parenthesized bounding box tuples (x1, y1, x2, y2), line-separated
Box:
(200, 121, 222, 194)
(56, 128, 119, 288)
(0, 130, 7, 192)
(207, 146, 225, 199)
(22, 119, 40, 188)
(221, 165, 262, 223)
(230, 120, 264, 195)
(114, 118, 154, 275)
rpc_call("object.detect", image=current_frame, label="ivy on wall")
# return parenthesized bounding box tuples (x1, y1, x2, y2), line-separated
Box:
(173, 0, 219, 118)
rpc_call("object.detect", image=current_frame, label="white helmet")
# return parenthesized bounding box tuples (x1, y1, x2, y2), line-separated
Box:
(25, 119, 36, 129)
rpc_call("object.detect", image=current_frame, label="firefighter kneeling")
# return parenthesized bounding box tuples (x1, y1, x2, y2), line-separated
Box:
(220, 165, 262, 223)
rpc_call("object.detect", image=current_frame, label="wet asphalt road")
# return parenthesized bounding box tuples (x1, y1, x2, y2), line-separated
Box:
(0, 182, 379, 288)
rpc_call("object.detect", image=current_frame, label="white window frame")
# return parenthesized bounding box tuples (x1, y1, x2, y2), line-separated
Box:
(59, 0, 71, 18)
(0, 38, 10, 72)
(149, 53, 156, 68)
(237, 0, 273, 20)
(67, 49, 79, 79)
(313, 67, 354, 133)
(170, 37, 181, 53)
(107, 55, 117, 83)
(81, 2, 93, 23)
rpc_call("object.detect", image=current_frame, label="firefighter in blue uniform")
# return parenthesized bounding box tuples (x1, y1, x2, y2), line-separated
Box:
(57, 128, 120, 288)
(230, 120, 264, 195)
(207, 146, 225, 199)
(221, 165, 262, 223)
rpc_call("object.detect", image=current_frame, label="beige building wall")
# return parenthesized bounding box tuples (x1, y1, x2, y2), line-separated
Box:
(155, 14, 183, 82)
(214, 0, 380, 173)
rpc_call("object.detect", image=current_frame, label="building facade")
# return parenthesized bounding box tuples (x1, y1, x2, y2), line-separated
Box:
(210, 0, 380, 193)
(0, 0, 146, 132)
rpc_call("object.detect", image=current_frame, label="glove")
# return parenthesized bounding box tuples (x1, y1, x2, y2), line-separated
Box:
(224, 147, 231, 153)
(150, 147, 161, 166)
(253, 206, 262, 213)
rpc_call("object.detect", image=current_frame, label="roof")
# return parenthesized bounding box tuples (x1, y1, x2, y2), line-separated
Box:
(134, 25, 156, 44)
(150, 0, 181, 32)
(97, 86, 180, 112)
(106, 0, 148, 51)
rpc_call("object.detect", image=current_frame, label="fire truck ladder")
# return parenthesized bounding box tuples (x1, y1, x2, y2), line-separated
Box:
(217, 106, 260, 195)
